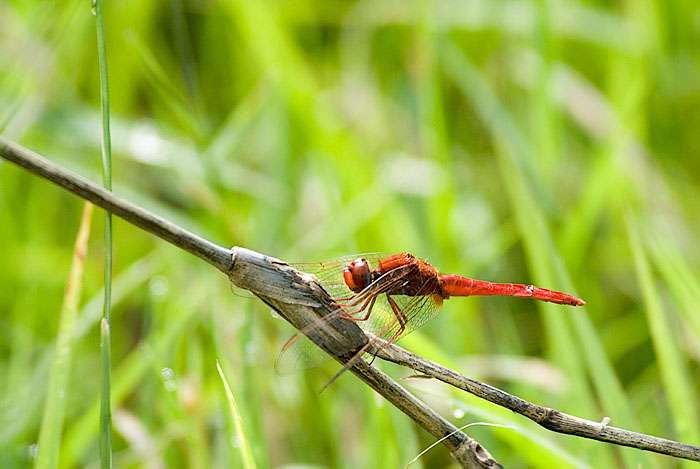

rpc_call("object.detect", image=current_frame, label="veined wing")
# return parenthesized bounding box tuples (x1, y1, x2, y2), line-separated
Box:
(292, 254, 437, 344)
(277, 253, 424, 372)
(274, 292, 436, 375)
(361, 281, 443, 343)
(290, 252, 389, 299)
(314, 279, 445, 388)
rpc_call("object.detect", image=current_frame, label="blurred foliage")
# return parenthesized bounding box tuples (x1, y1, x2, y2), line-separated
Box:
(1, 0, 700, 467)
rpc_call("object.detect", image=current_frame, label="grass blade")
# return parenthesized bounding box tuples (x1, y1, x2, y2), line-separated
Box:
(94, 0, 113, 466)
(98, 319, 112, 468)
(35, 203, 94, 468)
(60, 283, 206, 467)
(439, 39, 645, 467)
(215, 360, 257, 469)
(627, 215, 700, 464)
(646, 231, 700, 345)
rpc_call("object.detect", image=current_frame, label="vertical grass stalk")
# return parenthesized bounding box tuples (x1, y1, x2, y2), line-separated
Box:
(627, 215, 700, 462)
(216, 360, 257, 469)
(36, 204, 94, 468)
(94, 0, 113, 466)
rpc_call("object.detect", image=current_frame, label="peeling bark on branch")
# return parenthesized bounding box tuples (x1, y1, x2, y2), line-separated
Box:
(3, 137, 699, 465)
(228, 247, 500, 468)
(0, 137, 499, 467)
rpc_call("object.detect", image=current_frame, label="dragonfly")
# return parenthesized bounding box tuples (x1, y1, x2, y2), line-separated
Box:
(280, 252, 584, 373)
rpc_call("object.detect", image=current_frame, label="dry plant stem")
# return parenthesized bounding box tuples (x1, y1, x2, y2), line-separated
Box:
(3, 138, 700, 465)
(0, 137, 232, 274)
(3, 137, 700, 465)
(229, 248, 500, 468)
(4, 138, 699, 464)
(368, 334, 700, 462)
(0, 138, 496, 468)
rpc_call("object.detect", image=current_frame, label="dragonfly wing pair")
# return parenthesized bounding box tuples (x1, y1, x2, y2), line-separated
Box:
(275, 252, 585, 374)
(275, 254, 443, 373)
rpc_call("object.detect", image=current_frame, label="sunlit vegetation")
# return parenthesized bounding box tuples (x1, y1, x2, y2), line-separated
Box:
(1, 1, 699, 467)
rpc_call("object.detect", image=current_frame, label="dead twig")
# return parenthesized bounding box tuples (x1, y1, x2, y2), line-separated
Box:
(229, 247, 501, 468)
(5, 137, 699, 464)
(368, 334, 700, 462)
(0, 137, 499, 468)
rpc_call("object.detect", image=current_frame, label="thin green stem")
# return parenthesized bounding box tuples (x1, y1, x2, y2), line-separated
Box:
(99, 319, 112, 468)
(35, 204, 94, 469)
(0, 138, 233, 272)
(94, 0, 113, 466)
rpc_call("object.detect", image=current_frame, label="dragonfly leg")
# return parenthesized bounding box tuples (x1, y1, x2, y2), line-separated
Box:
(345, 295, 377, 322)
(368, 351, 378, 366)
(336, 293, 369, 307)
(347, 288, 380, 307)
(385, 295, 407, 343)
(363, 295, 407, 367)
(338, 294, 374, 319)
(337, 264, 416, 307)
(335, 296, 354, 302)
(290, 294, 374, 356)
(280, 333, 300, 352)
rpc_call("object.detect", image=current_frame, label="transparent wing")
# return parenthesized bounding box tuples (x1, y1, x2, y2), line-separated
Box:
(275, 253, 388, 372)
(277, 253, 443, 372)
(274, 333, 332, 375)
(361, 284, 442, 342)
(229, 282, 256, 299)
(228, 253, 387, 300)
(313, 282, 445, 386)
(294, 254, 444, 344)
(273, 294, 442, 373)
(290, 252, 389, 299)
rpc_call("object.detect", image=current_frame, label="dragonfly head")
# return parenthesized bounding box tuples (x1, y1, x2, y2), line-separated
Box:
(343, 258, 371, 293)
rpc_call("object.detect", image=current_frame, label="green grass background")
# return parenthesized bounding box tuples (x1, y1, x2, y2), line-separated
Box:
(1, 0, 699, 467)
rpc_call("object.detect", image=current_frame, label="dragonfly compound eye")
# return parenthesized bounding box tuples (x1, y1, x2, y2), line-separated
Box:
(343, 258, 371, 293)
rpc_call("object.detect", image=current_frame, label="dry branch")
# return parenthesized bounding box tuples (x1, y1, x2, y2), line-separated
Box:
(229, 248, 500, 468)
(3, 136, 699, 465)
(369, 334, 700, 462)
(0, 138, 231, 273)
(0, 137, 498, 468)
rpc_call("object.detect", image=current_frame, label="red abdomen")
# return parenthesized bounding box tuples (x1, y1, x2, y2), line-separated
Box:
(439, 275, 585, 306)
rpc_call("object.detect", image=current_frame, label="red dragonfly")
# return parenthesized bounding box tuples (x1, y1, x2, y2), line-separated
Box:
(283, 252, 584, 371)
